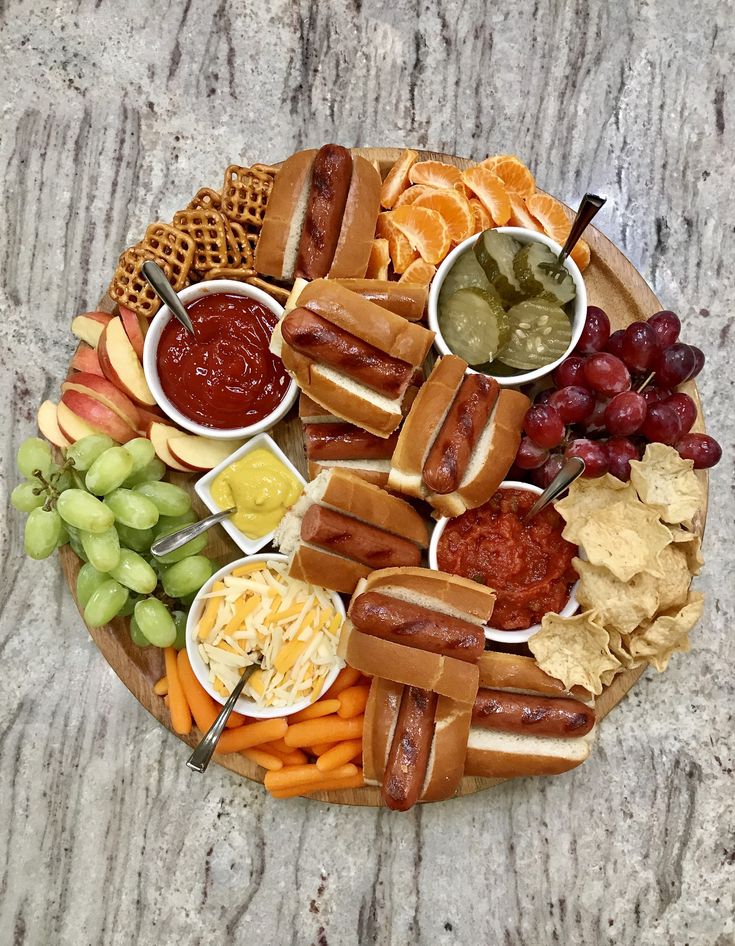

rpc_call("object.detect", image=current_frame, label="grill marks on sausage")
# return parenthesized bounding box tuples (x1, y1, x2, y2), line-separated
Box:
(300, 506, 421, 568)
(472, 689, 596, 737)
(382, 686, 437, 811)
(295, 144, 353, 280)
(304, 422, 399, 460)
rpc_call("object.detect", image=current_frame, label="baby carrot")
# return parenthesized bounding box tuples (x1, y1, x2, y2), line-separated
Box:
(284, 714, 364, 748)
(215, 717, 288, 754)
(261, 744, 309, 766)
(177, 650, 219, 732)
(264, 762, 357, 792)
(321, 666, 362, 700)
(268, 771, 365, 798)
(337, 685, 370, 719)
(241, 747, 284, 772)
(164, 647, 192, 736)
(310, 742, 337, 756)
(288, 699, 341, 724)
(316, 739, 363, 773)
(153, 676, 168, 696)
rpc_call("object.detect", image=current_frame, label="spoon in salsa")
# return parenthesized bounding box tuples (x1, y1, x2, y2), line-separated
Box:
(522, 456, 585, 523)
(142, 260, 196, 336)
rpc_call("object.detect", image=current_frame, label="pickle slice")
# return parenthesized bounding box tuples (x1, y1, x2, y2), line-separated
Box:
(513, 242, 576, 305)
(439, 247, 497, 305)
(495, 298, 572, 370)
(473, 229, 524, 303)
(439, 287, 509, 365)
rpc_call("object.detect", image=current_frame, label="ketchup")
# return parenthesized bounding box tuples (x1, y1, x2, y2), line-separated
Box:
(156, 293, 289, 430)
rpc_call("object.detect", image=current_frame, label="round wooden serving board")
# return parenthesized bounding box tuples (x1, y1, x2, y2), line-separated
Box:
(58, 148, 708, 806)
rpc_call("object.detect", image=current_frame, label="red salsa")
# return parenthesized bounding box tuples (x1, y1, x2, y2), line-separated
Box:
(156, 293, 289, 430)
(436, 488, 577, 631)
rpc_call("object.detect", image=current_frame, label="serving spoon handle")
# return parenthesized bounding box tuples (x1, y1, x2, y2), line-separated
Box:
(186, 667, 257, 773)
(150, 507, 236, 558)
(141, 260, 196, 336)
(523, 457, 585, 523)
(557, 193, 607, 266)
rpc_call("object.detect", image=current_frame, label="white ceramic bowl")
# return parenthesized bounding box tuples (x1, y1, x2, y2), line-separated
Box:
(194, 431, 306, 556)
(185, 553, 344, 718)
(428, 228, 587, 387)
(428, 480, 580, 644)
(142, 279, 298, 439)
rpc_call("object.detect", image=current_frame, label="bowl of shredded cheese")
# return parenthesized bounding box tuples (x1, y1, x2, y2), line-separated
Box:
(185, 554, 345, 719)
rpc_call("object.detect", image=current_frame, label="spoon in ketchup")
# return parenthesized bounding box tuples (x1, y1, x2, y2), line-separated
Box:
(142, 260, 196, 336)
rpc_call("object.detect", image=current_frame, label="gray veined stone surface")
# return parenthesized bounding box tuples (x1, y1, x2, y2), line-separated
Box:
(1, 1, 733, 944)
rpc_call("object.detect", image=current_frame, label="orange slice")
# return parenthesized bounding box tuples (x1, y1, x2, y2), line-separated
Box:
(480, 154, 535, 198)
(398, 258, 436, 286)
(469, 198, 492, 234)
(408, 160, 463, 189)
(461, 166, 511, 226)
(525, 193, 591, 270)
(413, 188, 473, 244)
(388, 206, 451, 266)
(394, 184, 434, 207)
(380, 149, 419, 209)
(365, 238, 390, 279)
(508, 193, 542, 232)
(376, 212, 418, 274)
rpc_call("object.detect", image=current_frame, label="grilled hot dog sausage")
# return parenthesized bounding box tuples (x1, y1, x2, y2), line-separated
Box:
(300, 506, 420, 569)
(472, 689, 595, 738)
(382, 686, 437, 811)
(295, 144, 353, 280)
(349, 592, 485, 663)
(304, 423, 399, 461)
(422, 374, 499, 494)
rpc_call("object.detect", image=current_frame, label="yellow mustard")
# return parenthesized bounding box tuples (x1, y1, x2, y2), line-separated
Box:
(210, 447, 302, 539)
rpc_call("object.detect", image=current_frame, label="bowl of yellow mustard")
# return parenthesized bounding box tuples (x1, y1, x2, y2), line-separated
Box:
(195, 432, 306, 555)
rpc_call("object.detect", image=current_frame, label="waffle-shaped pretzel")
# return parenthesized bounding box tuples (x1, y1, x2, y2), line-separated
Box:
(228, 220, 258, 268)
(142, 223, 195, 290)
(188, 187, 222, 212)
(173, 208, 233, 273)
(221, 164, 276, 229)
(108, 246, 175, 317)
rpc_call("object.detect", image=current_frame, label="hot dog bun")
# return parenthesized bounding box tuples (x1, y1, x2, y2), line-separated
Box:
(464, 728, 594, 779)
(255, 149, 316, 279)
(332, 279, 428, 321)
(328, 157, 382, 278)
(478, 652, 593, 704)
(308, 459, 392, 489)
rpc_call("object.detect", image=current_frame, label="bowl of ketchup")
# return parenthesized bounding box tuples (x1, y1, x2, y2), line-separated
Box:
(143, 280, 297, 439)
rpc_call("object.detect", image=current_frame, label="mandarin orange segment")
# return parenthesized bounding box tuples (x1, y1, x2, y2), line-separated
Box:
(414, 188, 473, 244)
(365, 238, 390, 279)
(394, 184, 434, 207)
(469, 198, 492, 234)
(388, 206, 451, 266)
(570, 239, 591, 271)
(525, 193, 591, 271)
(408, 160, 463, 189)
(480, 154, 535, 198)
(376, 212, 419, 273)
(508, 193, 542, 232)
(461, 166, 511, 226)
(398, 258, 436, 286)
(380, 149, 419, 209)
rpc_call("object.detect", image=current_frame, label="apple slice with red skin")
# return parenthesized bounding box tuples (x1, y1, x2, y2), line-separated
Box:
(71, 312, 113, 348)
(37, 400, 72, 448)
(61, 372, 141, 430)
(97, 317, 156, 406)
(136, 405, 169, 433)
(60, 390, 137, 443)
(119, 306, 146, 360)
(57, 400, 106, 442)
(148, 421, 193, 472)
(168, 434, 245, 471)
(70, 344, 105, 377)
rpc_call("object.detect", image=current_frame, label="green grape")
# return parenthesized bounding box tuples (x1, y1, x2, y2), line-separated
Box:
(118, 593, 139, 617)
(24, 507, 62, 559)
(104, 489, 159, 530)
(123, 438, 156, 475)
(134, 481, 191, 517)
(134, 598, 177, 647)
(85, 447, 134, 496)
(11, 481, 47, 512)
(17, 437, 53, 479)
(67, 527, 89, 563)
(57, 489, 115, 534)
(154, 509, 198, 536)
(109, 548, 157, 594)
(122, 457, 166, 488)
(179, 591, 197, 607)
(83, 579, 129, 628)
(172, 610, 189, 650)
(162, 556, 214, 599)
(57, 522, 70, 548)
(80, 527, 121, 572)
(151, 527, 207, 564)
(54, 469, 73, 493)
(76, 562, 109, 608)
(66, 434, 115, 472)
(71, 469, 87, 490)
(129, 613, 151, 647)
(115, 522, 156, 553)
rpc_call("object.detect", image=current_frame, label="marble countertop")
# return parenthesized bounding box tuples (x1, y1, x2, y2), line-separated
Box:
(1, 2, 733, 944)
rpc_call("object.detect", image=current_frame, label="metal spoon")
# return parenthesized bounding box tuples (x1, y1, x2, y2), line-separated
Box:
(151, 507, 236, 557)
(523, 457, 585, 523)
(141, 260, 196, 336)
(558, 193, 606, 267)
(186, 665, 258, 773)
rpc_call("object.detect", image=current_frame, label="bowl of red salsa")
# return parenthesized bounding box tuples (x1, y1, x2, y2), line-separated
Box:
(143, 280, 297, 439)
(429, 482, 579, 643)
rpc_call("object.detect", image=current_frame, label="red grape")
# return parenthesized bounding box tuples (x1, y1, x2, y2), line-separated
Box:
(652, 343, 696, 387)
(604, 391, 647, 435)
(549, 385, 595, 424)
(523, 405, 565, 449)
(688, 345, 705, 380)
(640, 403, 684, 445)
(534, 387, 554, 405)
(583, 353, 631, 396)
(606, 437, 640, 482)
(665, 392, 697, 434)
(621, 321, 657, 373)
(554, 356, 590, 389)
(575, 306, 611, 354)
(641, 385, 672, 408)
(565, 438, 609, 477)
(515, 437, 550, 470)
(584, 397, 610, 433)
(648, 310, 680, 349)
(605, 329, 626, 360)
(676, 433, 722, 469)
(533, 453, 565, 488)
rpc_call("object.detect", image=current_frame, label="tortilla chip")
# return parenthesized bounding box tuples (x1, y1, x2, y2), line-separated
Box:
(654, 544, 692, 612)
(668, 526, 705, 576)
(529, 609, 621, 696)
(627, 592, 704, 672)
(607, 628, 647, 670)
(574, 557, 660, 635)
(629, 443, 704, 526)
(555, 474, 638, 544)
(577, 501, 672, 581)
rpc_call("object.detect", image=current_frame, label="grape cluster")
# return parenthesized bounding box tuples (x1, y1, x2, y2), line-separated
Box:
(12, 434, 216, 647)
(515, 307, 722, 484)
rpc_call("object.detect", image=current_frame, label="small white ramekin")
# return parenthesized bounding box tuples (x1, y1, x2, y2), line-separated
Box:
(194, 431, 306, 556)
(428, 228, 587, 387)
(185, 553, 344, 718)
(142, 279, 298, 439)
(428, 480, 579, 644)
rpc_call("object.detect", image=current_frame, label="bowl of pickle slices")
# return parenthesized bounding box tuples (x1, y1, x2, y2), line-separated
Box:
(428, 228, 587, 385)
